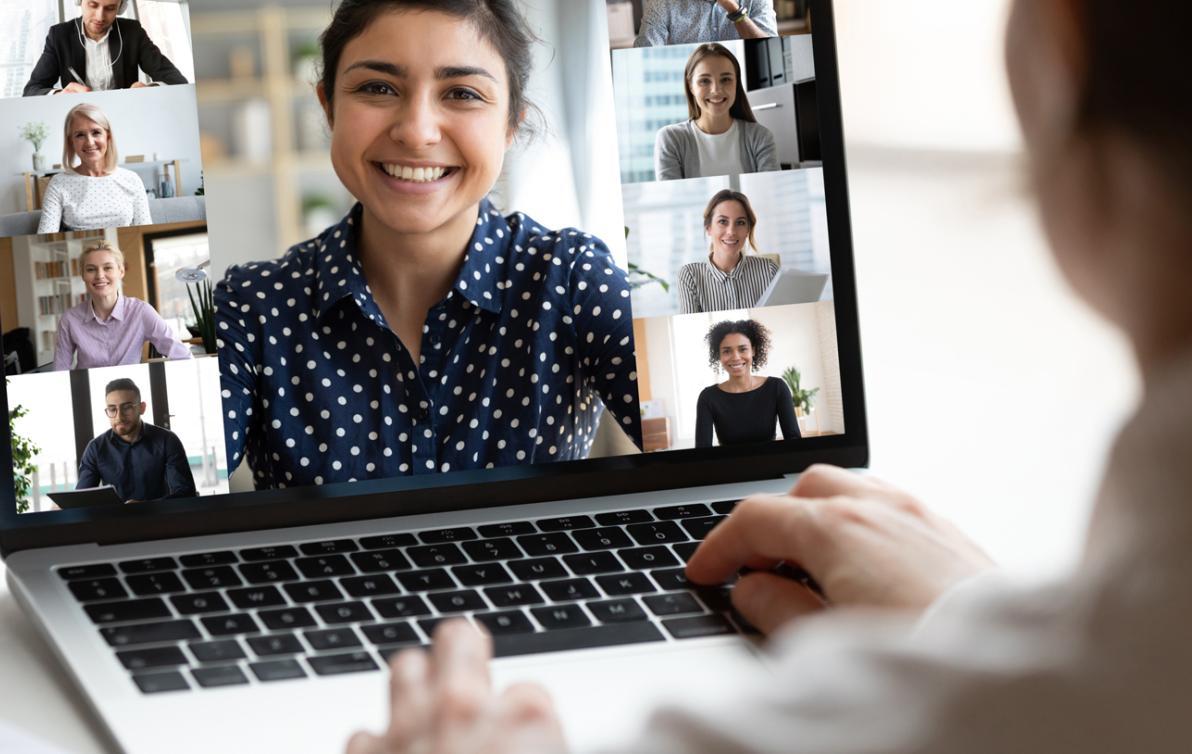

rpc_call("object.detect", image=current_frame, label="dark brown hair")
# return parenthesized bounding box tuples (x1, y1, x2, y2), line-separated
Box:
(703, 189, 761, 254)
(104, 378, 141, 400)
(706, 320, 771, 370)
(318, 0, 539, 133)
(683, 43, 757, 123)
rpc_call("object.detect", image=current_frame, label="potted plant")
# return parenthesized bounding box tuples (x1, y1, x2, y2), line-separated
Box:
(176, 267, 216, 354)
(8, 380, 40, 514)
(20, 121, 50, 172)
(782, 366, 819, 417)
(624, 227, 669, 292)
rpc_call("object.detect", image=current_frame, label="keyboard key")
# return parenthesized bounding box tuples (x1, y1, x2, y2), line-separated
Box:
(283, 580, 344, 603)
(351, 549, 413, 573)
(191, 665, 249, 688)
(476, 521, 536, 537)
(69, 578, 127, 602)
(240, 545, 298, 561)
(308, 651, 379, 676)
(250, 659, 306, 682)
(240, 560, 300, 584)
(133, 671, 189, 693)
(491, 623, 663, 658)
(372, 596, 432, 619)
(680, 516, 726, 541)
(305, 627, 362, 651)
(474, 610, 535, 635)
(594, 509, 653, 526)
(539, 578, 599, 602)
(662, 614, 734, 639)
(227, 586, 286, 609)
(516, 533, 578, 557)
(259, 607, 317, 630)
(461, 538, 523, 562)
(189, 640, 246, 664)
(407, 544, 467, 568)
(696, 587, 734, 614)
(418, 527, 478, 543)
(59, 563, 117, 580)
(171, 592, 230, 616)
(178, 551, 238, 567)
(359, 533, 418, 550)
(126, 571, 187, 596)
(508, 557, 567, 581)
(102, 619, 200, 647)
(341, 574, 401, 597)
(673, 542, 700, 562)
(316, 601, 375, 624)
(571, 527, 633, 551)
(118, 646, 189, 670)
(651, 568, 691, 591)
(536, 515, 595, 531)
(201, 614, 261, 637)
(247, 633, 304, 656)
(563, 552, 624, 575)
(654, 504, 712, 520)
(85, 598, 170, 624)
(361, 622, 421, 647)
(181, 566, 242, 590)
(119, 557, 179, 574)
(532, 604, 591, 630)
(299, 539, 358, 555)
(295, 555, 355, 579)
(428, 590, 487, 614)
(618, 546, 679, 570)
(627, 521, 689, 546)
(643, 593, 702, 617)
(396, 569, 456, 592)
(484, 585, 544, 608)
(596, 573, 656, 596)
(587, 598, 648, 623)
(452, 563, 513, 587)
(710, 499, 739, 515)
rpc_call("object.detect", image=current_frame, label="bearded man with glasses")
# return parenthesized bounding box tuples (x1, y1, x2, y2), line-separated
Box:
(76, 377, 196, 503)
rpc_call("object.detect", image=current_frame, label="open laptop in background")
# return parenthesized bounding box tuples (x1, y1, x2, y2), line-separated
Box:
(0, 1, 866, 752)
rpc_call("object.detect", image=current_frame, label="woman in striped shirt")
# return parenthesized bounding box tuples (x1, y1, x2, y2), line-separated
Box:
(677, 189, 778, 314)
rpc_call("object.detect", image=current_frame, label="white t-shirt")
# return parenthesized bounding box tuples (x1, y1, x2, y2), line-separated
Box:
(37, 168, 152, 233)
(691, 120, 743, 178)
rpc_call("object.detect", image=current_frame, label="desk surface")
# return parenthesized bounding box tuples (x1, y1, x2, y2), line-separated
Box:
(0, 151, 1137, 753)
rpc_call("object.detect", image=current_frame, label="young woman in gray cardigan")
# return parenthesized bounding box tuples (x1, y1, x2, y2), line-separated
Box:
(654, 43, 780, 180)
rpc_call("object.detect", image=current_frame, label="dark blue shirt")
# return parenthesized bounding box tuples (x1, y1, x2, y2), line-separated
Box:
(76, 422, 197, 501)
(215, 198, 643, 489)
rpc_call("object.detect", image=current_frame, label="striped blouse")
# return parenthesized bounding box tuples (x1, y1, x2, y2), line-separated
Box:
(676, 255, 779, 314)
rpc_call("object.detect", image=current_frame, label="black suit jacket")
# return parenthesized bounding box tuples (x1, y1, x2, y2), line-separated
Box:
(23, 18, 188, 96)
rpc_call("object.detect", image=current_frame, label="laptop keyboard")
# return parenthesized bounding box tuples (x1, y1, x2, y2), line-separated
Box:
(57, 500, 749, 693)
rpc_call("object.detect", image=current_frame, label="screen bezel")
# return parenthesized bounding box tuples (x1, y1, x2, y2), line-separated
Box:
(0, 0, 866, 556)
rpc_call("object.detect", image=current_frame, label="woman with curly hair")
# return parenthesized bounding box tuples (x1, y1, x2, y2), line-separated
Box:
(694, 318, 798, 447)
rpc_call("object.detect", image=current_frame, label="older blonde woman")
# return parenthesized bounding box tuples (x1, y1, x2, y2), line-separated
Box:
(52, 240, 190, 371)
(36, 103, 152, 233)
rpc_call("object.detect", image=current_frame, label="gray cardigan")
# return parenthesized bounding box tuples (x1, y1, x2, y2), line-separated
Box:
(653, 119, 780, 180)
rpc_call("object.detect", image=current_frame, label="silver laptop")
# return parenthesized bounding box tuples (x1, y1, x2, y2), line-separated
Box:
(756, 269, 831, 307)
(0, 1, 865, 751)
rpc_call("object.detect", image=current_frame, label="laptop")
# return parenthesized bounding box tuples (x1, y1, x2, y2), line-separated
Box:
(0, 1, 866, 752)
(756, 269, 831, 307)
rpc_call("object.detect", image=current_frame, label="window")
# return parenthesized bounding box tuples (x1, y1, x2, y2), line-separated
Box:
(133, 0, 195, 83)
(1, 0, 59, 99)
(144, 230, 209, 342)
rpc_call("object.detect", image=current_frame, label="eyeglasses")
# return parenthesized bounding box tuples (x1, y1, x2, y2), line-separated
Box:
(103, 402, 139, 418)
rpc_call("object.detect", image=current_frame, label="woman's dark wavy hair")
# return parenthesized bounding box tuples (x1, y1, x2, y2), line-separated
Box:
(683, 43, 757, 123)
(705, 319, 771, 371)
(318, 0, 540, 135)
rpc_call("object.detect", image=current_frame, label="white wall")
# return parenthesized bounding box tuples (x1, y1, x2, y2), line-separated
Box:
(0, 84, 204, 213)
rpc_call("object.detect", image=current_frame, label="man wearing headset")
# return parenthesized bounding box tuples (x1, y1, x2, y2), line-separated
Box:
(23, 0, 188, 97)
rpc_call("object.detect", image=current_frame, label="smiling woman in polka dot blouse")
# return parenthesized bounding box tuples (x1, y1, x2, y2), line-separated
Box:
(215, 0, 643, 489)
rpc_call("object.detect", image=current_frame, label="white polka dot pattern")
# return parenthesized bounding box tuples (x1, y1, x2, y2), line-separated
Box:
(215, 198, 643, 489)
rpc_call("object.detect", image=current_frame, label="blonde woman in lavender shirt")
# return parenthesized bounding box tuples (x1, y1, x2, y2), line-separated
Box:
(52, 240, 191, 371)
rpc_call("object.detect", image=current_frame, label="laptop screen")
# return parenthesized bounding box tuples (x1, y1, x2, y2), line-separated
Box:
(0, 0, 864, 542)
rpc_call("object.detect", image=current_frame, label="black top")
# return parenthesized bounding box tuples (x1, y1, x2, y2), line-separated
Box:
(23, 18, 188, 96)
(695, 376, 800, 448)
(76, 422, 197, 502)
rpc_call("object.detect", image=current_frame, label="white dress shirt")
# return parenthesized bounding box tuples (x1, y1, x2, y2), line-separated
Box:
(82, 27, 116, 91)
(606, 348, 1192, 753)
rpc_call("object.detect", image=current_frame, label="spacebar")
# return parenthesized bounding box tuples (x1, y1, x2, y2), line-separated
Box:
(492, 623, 665, 658)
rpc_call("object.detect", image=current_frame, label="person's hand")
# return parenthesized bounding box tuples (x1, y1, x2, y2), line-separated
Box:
(346, 621, 567, 754)
(687, 465, 995, 634)
(129, 81, 148, 89)
(58, 82, 91, 94)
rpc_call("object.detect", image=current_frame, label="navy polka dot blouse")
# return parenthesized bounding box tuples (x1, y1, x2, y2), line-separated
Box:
(215, 198, 644, 489)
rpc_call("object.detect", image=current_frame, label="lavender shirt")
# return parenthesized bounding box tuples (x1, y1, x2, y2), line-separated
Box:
(53, 295, 192, 371)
